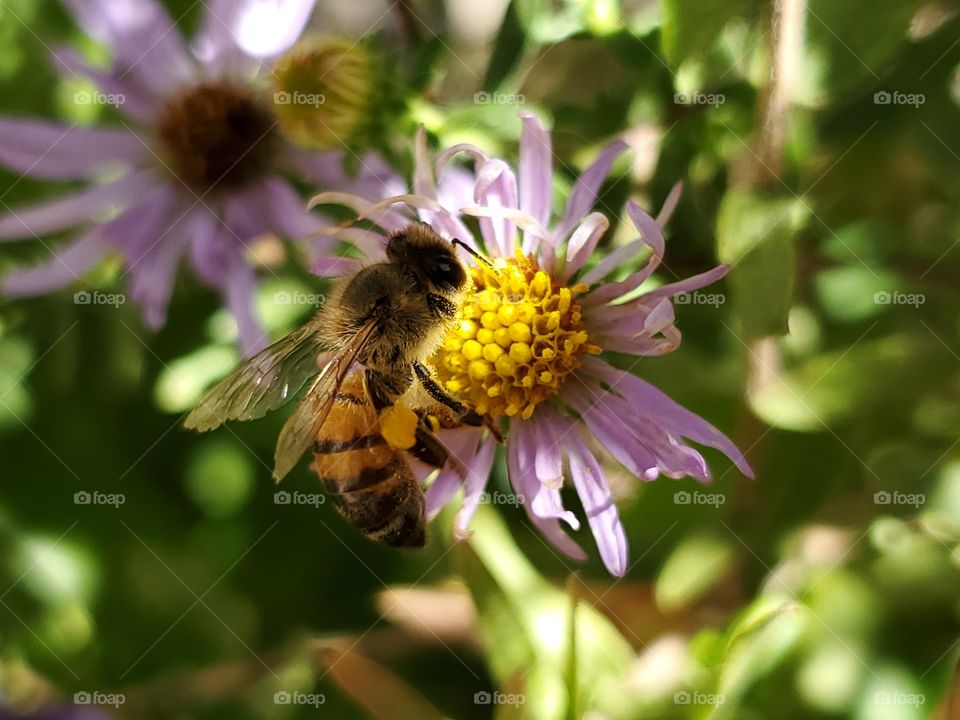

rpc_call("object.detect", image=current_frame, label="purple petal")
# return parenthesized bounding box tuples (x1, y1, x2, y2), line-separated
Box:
(453, 433, 498, 537)
(228, 177, 321, 240)
(0, 119, 145, 180)
(656, 181, 683, 226)
(307, 192, 411, 234)
(193, 0, 260, 76)
(562, 212, 609, 279)
(581, 200, 668, 301)
(310, 256, 362, 277)
(62, 0, 196, 95)
(554, 139, 629, 241)
(186, 206, 228, 287)
(474, 158, 519, 258)
(128, 222, 188, 331)
(586, 297, 682, 357)
(282, 145, 406, 200)
(2, 229, 110, 295)
(564, 381, 660, 480)
(224, 242, 266, 356)
(50, 47, 158, 122)
(640, 265, 731, 304)
(233, 0, 318, 57)
(436, 143, 519, 258)
(0, 169, 158, 240)
(412, 128, 477, 248)
(509, 419, 585, 560)
(582, 356, 753, 478)
(566, 432, 629, 576)
(519, 112, 552, 249)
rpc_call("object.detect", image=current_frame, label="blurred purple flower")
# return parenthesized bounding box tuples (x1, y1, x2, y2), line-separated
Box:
(311, 114, 753, 576)
(0, 0, 401, 353)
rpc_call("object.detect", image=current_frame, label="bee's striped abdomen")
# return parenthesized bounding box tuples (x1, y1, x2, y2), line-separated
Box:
(309, 373, 426, 547)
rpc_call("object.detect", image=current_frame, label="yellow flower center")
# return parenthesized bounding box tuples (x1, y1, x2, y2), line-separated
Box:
(431, 251, 601, 420)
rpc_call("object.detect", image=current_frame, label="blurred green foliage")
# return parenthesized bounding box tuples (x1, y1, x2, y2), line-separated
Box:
(1, 0, 960, 718)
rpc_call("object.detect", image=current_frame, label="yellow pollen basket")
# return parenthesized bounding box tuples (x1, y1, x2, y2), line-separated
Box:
(431, 250, 601, 420)
(379, 402, 419, 450)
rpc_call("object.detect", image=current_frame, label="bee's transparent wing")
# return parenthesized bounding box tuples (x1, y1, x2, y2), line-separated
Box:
(272, 321, 378, 482)
(184, 318, 329, 432)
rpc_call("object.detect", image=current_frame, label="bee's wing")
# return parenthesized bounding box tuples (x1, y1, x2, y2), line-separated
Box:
(272, 320, 379, 482)
(184, 318, 329, 432)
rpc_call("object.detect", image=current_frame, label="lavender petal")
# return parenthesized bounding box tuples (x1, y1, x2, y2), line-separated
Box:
(0, 118, 144, 179)
(2, 229, 110, 295)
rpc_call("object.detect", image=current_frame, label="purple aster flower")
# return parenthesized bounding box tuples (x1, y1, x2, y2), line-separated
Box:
(310, 113, 753, 576)
(0, 0, 401, 354)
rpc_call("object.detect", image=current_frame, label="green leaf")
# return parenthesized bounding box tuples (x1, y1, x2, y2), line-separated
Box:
(711, 597, 809, 717)
(806, 0, 924, 99)
(717, 191, 806, 338)
(484, 1, 527, 92)
(660, 0, 756, 66)
(655, 533, 736, 612)
(459, 506, 635, 720)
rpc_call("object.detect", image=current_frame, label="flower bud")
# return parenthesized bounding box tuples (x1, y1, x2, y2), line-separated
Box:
(271, 35, 379, 151)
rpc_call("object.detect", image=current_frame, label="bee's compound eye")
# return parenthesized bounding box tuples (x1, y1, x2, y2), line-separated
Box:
(427, 257, 464, 290)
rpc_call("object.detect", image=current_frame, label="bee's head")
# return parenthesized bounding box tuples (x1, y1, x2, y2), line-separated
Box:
(387, 223, 468, 292)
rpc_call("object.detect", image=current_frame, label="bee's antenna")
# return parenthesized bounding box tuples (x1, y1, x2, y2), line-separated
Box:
(451, 238, 496, 272)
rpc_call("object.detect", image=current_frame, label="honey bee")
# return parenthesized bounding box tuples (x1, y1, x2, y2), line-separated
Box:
(185, 223, 490, 546)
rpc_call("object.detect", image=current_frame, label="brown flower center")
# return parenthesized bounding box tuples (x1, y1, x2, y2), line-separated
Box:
(155, 81, 276, 193)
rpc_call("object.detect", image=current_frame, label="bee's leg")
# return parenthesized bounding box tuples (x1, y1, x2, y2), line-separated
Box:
(364, 367, 411, 410)
(412, 361, 504, 443)
(412, 361, 482, 425)
(407, 424, 467, 480)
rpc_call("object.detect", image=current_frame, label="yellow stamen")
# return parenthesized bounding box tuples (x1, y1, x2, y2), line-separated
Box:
(432, 250, 601, 419)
